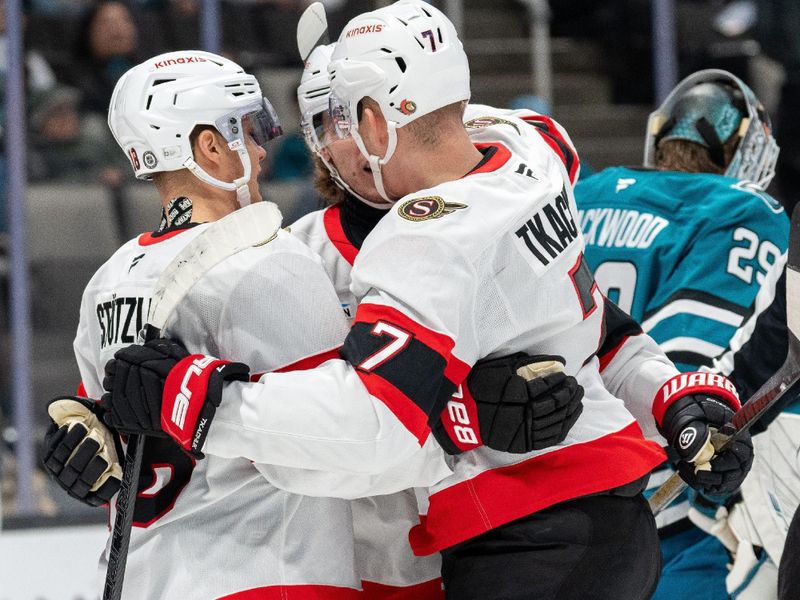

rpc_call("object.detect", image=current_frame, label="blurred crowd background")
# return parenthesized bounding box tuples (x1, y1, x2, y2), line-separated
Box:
(0, 0, 798, 524)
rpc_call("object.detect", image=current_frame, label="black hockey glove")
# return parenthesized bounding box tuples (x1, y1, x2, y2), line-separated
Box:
(654, 372, 753, 496)
(43, 396, 122, 507)
(102, 338, 250, 457)
(433, 353, 584, 454)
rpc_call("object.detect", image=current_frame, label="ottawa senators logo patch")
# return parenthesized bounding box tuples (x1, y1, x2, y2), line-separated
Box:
(398, 196, 467, 221)
(398, 99, 417, 115)
(464, 116, 520, 134)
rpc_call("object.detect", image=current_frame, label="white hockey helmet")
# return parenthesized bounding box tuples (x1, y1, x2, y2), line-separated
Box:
(297, 43, 386, 208)
(298, 44, 335, 156)
(644, 68, 779, 190)
(108, 50, 282, 206)
(327, 0, 470, 201)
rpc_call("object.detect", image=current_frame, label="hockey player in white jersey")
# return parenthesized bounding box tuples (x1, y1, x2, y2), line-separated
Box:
(40, 50, 455, 599)
(102, 3, 752, 598)
(43, 46, 587, 598)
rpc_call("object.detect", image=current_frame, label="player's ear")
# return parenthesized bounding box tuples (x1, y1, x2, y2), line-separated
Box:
(192, 129, 226, 171)
(360, 103, 389, 155)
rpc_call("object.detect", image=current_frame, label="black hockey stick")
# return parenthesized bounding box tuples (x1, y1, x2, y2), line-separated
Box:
(649, 206, 800, 515)
(103, 202, 282, 600)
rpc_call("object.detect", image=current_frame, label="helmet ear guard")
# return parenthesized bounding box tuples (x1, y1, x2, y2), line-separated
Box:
(644, 68, 778, 189)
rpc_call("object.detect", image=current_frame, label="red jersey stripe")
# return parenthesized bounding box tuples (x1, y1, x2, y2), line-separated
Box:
(275, 347, 343, 373)
(323, 205, 359, 266)
(520, 115, 580, 183)
(218, 584, 361, 599)
(361, 579, 444, 599)
(355, 369, 431, 445)
(137, 228, 190, 246)
(598, 336, 631, 372)
(408, 421, 666, 555)
(468, 143, 512, 175)
(76, 381, 87, 396)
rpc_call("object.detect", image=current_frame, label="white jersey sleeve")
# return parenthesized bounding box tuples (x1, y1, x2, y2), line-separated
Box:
(597, 299, 678, 442)
(202, 232, 453, 490)
(254, 435, 451, 499)
(204, 229, 476, 480)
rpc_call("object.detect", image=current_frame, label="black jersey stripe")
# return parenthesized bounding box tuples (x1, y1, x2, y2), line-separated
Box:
(341, 321, 457, 430)
(643, 289, 752, 322)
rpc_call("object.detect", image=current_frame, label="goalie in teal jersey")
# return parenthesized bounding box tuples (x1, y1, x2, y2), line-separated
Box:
(575, 69, 788, 600)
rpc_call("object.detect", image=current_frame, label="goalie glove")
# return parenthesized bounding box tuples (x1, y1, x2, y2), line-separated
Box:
(43, 396, 122, 507)
(654, 372, 754, 496)
(433, 353, 584, 454)
(102, 338, 249, 457)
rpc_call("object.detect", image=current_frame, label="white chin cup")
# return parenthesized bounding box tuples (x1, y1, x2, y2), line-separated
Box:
(183, 144, 253, 208)
(351, 120, 398, 204)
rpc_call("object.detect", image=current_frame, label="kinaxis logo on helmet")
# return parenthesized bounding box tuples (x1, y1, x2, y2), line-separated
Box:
(398, 196, 467, 221)
(345, 23, 384, 38)
(153, 56, 208, 69)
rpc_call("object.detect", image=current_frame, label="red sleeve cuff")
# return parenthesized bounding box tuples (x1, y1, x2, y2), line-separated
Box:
(652, 372, 741, 427)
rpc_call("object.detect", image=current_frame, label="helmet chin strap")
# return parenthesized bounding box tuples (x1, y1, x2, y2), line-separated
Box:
(317, 153, 388, 209)
(183, 145, 253, 208)
(351, 121, 399, 204)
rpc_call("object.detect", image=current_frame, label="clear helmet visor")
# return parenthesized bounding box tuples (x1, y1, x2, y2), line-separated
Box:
(329, 92, 354, 140)
(214, 97, 283, 149)
(301, 109, 336, 154)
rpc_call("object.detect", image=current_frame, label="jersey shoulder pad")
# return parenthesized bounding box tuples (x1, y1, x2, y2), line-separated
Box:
(289, 207, 326, 238)
(675, 173, 786, 229)
(724, 178, 785, 215)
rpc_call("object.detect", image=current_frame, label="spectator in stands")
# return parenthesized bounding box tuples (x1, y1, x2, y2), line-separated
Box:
(27, 85, 124, 185)
(755, 0, 800, 214)
(0, 0, 56, 99)
(66, 0, 140, 115)
(0, 0, 58, 232)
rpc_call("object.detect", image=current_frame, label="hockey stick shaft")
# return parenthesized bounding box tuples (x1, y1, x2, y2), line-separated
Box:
(102, 202, 281, 600)
(103, 322, 162, 600)
(649, 206, 800, 515)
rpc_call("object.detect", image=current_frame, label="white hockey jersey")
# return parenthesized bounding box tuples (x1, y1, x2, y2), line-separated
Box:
(292, 204, 444, 596)
(74, 208, 449, 599)
(209, 106, 671, 555)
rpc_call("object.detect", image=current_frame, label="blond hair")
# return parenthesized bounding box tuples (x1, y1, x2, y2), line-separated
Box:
(312, 155, 346, 206)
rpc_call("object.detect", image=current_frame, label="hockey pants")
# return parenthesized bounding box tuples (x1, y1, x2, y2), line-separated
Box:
(440, 490, 660, 600)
